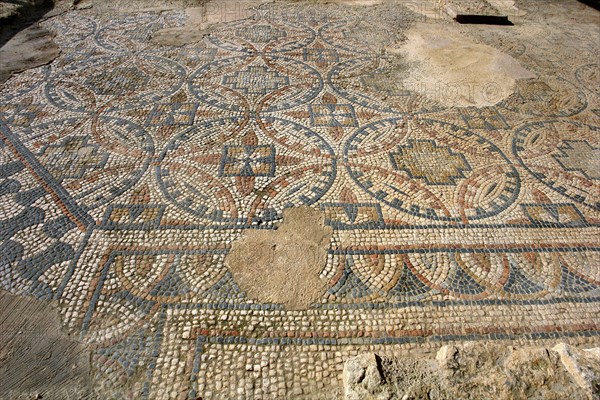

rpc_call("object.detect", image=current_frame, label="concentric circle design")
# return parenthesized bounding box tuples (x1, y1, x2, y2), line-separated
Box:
(513, 120, 600, 210)
(344, 118, 520, 221)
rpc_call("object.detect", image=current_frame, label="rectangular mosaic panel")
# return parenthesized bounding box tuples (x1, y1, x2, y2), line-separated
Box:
(1, 1, 599, 398)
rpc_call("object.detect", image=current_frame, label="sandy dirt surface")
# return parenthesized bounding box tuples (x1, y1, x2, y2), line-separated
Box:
(0, 290, 95, 400)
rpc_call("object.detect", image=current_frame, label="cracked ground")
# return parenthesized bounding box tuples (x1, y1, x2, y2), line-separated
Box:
(0, 0, 599, 398)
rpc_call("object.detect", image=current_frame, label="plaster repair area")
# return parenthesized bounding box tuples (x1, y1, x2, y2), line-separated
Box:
(397, 23, 535, 107)
(226, 207, 333, 310)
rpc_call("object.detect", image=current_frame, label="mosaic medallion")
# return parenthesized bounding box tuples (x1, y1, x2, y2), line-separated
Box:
(345, 117, 520, 221)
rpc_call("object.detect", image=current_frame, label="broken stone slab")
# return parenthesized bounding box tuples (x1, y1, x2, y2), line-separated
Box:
(0, 23, 60, 84)
(442, 0, 503, 18)
(344, 343, 600, 400)
(439, 342, 600, 400)
(553, 343, 600, 400)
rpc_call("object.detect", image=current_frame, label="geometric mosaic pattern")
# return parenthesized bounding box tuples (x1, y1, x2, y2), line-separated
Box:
(553, 140, 600, 180)
(389, 139, 471, 185)
(0, 2, 599, 398)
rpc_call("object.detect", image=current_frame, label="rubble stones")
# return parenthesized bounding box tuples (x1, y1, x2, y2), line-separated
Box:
(344, 344, 600, 400)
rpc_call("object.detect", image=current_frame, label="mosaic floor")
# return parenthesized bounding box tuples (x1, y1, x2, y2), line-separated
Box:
(0, 1, 599, 398)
